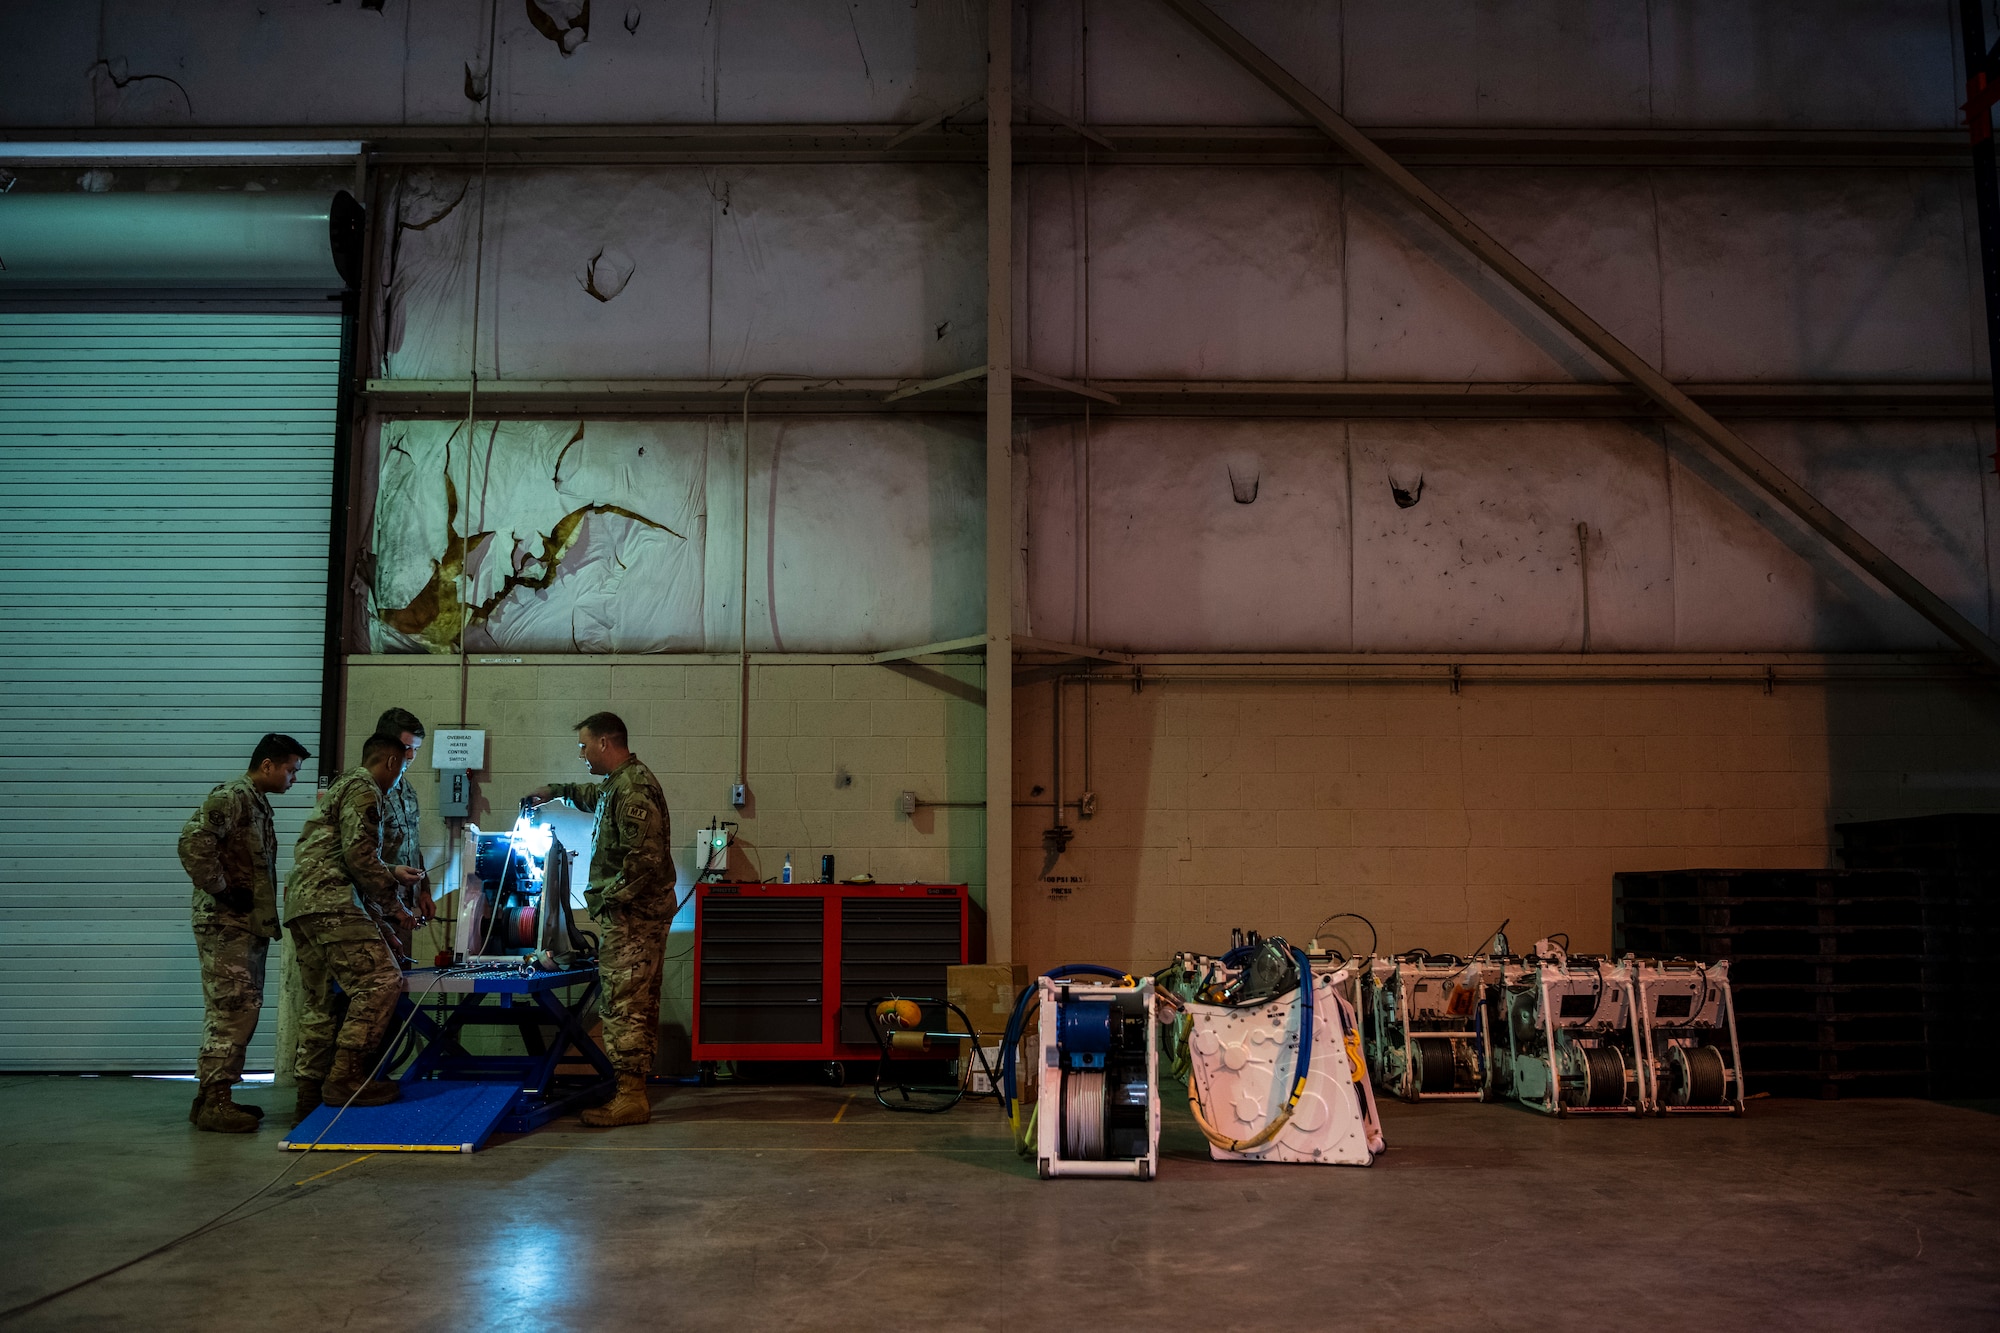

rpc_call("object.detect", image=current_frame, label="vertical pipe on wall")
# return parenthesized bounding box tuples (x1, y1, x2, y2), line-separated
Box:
(1081, 671, 1092, 811)
(1077, 4, 1095, 825)
(1079, 0, 1094, 645)
(456, 0, 500, 729)
(985, 0, 1015, 963)
(740, 384, 754, 804)
(1576, 522, 1592, 653)
(1052, 677, 1063, 824)
(1958, 0, 2000, 480)
(322, 285, 359, 774)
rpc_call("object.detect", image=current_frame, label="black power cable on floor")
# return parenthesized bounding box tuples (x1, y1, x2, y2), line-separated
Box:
(0, 972, 447, 1325)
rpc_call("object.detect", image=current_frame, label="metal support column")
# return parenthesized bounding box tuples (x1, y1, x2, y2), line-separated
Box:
(1161, 0, 2000, 671)
(1959, 0, 2000, 475)
(985, 0, 1015, 963)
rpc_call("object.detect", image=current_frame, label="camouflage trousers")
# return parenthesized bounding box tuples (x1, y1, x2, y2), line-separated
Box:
(192, 922, 269, 1087)
(291, 911, 403, 1083)
(597, 907, 672, 1077)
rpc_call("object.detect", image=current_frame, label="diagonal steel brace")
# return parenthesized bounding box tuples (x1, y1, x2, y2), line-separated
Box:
(1158, 0, 2000, 671)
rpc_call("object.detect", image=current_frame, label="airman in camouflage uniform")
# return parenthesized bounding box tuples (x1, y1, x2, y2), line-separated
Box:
(529, 710, 674, 1127)
(373, 708, 430, 963)
(284, 733, 425, 1114)
(176, 733, 310, 1133)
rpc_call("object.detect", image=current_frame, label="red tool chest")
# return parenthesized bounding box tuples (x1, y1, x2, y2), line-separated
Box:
(691, 882, 983, 1062)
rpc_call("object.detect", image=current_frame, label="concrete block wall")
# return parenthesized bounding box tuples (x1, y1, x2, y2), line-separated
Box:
(340, 654, 985, 1069)
(282, 657, 2000, 1077)
(1010, 677, 2000, 974)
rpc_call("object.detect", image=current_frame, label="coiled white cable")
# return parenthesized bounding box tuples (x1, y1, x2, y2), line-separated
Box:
(1062, 1070, 1107, 1160)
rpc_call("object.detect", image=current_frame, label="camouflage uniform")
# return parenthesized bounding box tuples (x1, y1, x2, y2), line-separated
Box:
(177, 776, 280, 1089)
(377, 778, 424, 963)
(283, 766, 406, 1083)
(549, 757, 673, 1077)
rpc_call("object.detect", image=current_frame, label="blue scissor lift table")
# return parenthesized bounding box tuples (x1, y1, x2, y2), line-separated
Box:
(282, 964, 614, 1153)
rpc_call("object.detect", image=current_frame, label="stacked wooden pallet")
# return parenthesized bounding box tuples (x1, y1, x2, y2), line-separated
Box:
(1613, 869, 1933, 1099)
(1835, 815, 2000, 1098)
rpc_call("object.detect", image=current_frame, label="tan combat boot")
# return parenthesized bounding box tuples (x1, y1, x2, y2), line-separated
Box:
(293, 1079, 324, 1121)
(189, 1086, 263, 1123)
(322, 1048, 401, 1108)
(580, 1073, 651, 1127)
(192, 1084, 260, 1134)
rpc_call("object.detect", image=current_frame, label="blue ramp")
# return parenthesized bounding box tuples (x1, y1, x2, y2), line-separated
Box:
(280, 1080, 524, 1153)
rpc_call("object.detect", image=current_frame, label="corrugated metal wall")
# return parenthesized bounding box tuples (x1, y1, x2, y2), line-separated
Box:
(0, 312, 338, 1070)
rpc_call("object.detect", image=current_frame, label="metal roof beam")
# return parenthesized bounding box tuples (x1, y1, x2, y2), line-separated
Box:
(1158, 0, 2000, 672)
(10, 126, 1962, 168)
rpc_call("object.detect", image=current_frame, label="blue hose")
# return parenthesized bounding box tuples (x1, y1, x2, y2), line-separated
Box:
(1208, 945, 1316, 1091)
(1290, 946, 1315, 1090)
(998, 964, 1129, 1119)
(1183, 944, 1317, 1152)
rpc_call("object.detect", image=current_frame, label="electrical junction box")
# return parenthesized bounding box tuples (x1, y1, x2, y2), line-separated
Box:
(438, 768, 471, 818)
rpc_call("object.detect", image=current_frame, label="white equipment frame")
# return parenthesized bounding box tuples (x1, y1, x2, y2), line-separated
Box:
(1035, 976, 1160, 1181)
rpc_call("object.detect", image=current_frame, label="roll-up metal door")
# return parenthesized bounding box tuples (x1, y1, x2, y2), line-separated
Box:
(0, 312, 339, 1070)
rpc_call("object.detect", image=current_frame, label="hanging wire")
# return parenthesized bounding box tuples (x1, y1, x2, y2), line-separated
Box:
(732, 374, 833, 802)
(456, 0, 501, 729)
(1080, 0, 1094, 646)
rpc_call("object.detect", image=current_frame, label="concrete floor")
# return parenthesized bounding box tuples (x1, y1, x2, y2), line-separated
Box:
(2, 1076, 1996, 1331)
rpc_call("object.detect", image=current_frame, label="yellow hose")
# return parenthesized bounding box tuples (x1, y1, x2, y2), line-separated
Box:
(1187, 1067, 1306, 1153)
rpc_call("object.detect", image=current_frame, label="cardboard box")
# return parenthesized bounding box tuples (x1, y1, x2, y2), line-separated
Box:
(947, 963, 1028, 1039)
(963, 1044, 1005, 1095)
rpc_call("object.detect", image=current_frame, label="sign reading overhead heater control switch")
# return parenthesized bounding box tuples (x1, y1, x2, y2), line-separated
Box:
(431, 729, 486, 770)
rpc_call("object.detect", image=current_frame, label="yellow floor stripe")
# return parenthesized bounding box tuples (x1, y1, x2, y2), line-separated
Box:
(292, 1153, 377, 1184)
(830, 1094, 856, 1124)
(286, 1136, 464, 1144)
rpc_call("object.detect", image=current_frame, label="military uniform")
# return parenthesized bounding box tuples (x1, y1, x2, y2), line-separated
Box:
(549, 756, 673, 1078)
(377, 777, 423, 962)
(283, 766, 406, 1084)
(177, 776, 280, 1091)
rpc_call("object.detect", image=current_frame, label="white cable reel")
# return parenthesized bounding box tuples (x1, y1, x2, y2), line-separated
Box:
(1061, 1069, 1108, 1160)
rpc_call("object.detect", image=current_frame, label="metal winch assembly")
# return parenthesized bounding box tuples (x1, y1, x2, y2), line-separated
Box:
(1366, 953, 1521, 1102)
(1030, 974, 1160, 1179)
(1493, 942, 1645, 1116)
(454, 813, 593, 966)
(1632, 958, 1745, 1113)
(1181, 941, 1384, 1166)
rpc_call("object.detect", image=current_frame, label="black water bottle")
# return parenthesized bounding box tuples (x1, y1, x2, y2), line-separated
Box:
(820, 854, 835, 884)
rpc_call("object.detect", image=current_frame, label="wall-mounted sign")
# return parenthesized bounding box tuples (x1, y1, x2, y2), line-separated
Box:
(430, 729, 486, 770)
(1039, 871, 1086, 899)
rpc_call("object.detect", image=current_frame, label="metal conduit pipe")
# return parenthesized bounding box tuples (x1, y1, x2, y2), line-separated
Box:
(733, 374, 841, 808)
(1027, 667, 1976, 688)
(1027, 673, 1099, 817)
(1079, 671, 1092, 810)
(1052, 677, 1062, 829)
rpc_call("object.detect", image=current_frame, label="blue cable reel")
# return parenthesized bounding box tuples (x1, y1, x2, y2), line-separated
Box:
(998, 965, 1159, 1174)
